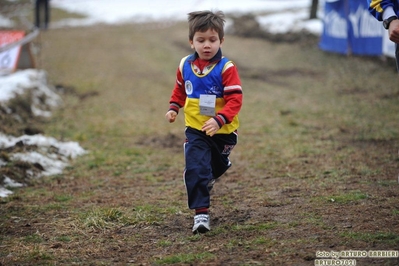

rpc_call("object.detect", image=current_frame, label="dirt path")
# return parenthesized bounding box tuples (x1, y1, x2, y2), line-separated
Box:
(1, 19, 399, 265)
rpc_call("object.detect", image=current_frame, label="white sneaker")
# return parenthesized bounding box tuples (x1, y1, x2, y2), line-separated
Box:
(192, 214, 210, 234)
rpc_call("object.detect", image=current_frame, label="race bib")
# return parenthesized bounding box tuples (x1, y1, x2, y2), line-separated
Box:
(199, 94, 216, 116)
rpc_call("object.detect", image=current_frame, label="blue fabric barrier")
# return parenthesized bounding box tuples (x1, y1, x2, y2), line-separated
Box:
(319, 0, 388, 56)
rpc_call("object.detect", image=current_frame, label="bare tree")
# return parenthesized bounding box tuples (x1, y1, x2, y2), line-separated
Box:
(310, 0, 319, 19)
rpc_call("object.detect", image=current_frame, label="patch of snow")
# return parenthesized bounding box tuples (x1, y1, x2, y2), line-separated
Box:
(0, 187, 13, 198)
(4, 176, 24, 188)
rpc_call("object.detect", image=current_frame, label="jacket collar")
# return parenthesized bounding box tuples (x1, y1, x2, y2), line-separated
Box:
(189, 48, 223, 63)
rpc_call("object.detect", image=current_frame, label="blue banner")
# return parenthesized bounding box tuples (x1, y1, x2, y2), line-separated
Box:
(347, 0, 383, 55)
(319, 0, 348, 54)
(319, 0, 385, 56)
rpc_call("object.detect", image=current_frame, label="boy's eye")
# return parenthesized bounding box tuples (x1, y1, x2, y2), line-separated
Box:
(196, 38, 217, 43)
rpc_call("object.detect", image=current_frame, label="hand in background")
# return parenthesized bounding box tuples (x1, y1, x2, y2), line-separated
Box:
(389, 20, 399, 44)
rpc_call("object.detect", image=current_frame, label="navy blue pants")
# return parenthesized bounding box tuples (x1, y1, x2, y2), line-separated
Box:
(184, 127, 237, 210)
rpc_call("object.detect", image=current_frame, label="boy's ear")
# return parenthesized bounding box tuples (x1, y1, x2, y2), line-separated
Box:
(189, 40, 194, 49)
(220, 37, 224, 47)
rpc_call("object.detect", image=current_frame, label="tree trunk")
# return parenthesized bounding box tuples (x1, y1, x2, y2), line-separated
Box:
(310, 0, 319, 19)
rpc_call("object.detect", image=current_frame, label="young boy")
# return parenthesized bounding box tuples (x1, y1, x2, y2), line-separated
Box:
(165, 10, 243, 234)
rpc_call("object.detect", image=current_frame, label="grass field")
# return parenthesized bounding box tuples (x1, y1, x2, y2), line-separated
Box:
(1, 6, 399, 265)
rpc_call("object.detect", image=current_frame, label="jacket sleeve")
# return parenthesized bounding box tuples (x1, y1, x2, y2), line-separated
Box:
(168, 67, 186, 114)
(368, 0, 397, 21)
(213, 62, 243, 127)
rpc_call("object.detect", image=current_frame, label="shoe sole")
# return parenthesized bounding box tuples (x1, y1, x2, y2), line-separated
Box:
(208, 161, 231, 191)
(208, 179, 216, 191)
(193, 224, 210, 234)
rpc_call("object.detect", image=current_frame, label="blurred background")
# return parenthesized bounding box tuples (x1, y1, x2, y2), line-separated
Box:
(0, 0, 395, 74)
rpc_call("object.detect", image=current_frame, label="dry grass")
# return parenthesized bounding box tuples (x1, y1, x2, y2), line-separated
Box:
(1, 11, 399, 265)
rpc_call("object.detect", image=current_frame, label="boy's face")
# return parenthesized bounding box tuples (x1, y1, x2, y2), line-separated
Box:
(190, 29, 224, 61)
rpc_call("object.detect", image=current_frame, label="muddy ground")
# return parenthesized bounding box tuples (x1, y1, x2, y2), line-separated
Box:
(1, 8, 399, 266)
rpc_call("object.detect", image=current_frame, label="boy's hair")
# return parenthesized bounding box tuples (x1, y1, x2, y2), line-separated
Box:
(187, 10, 225, 41)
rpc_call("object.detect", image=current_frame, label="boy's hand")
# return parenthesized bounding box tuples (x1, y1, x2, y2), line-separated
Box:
(165, 110, 177, 123)
(202, 118, 220, 137)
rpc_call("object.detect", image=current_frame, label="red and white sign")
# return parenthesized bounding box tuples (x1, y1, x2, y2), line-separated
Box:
(0, 31, 25, 74)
